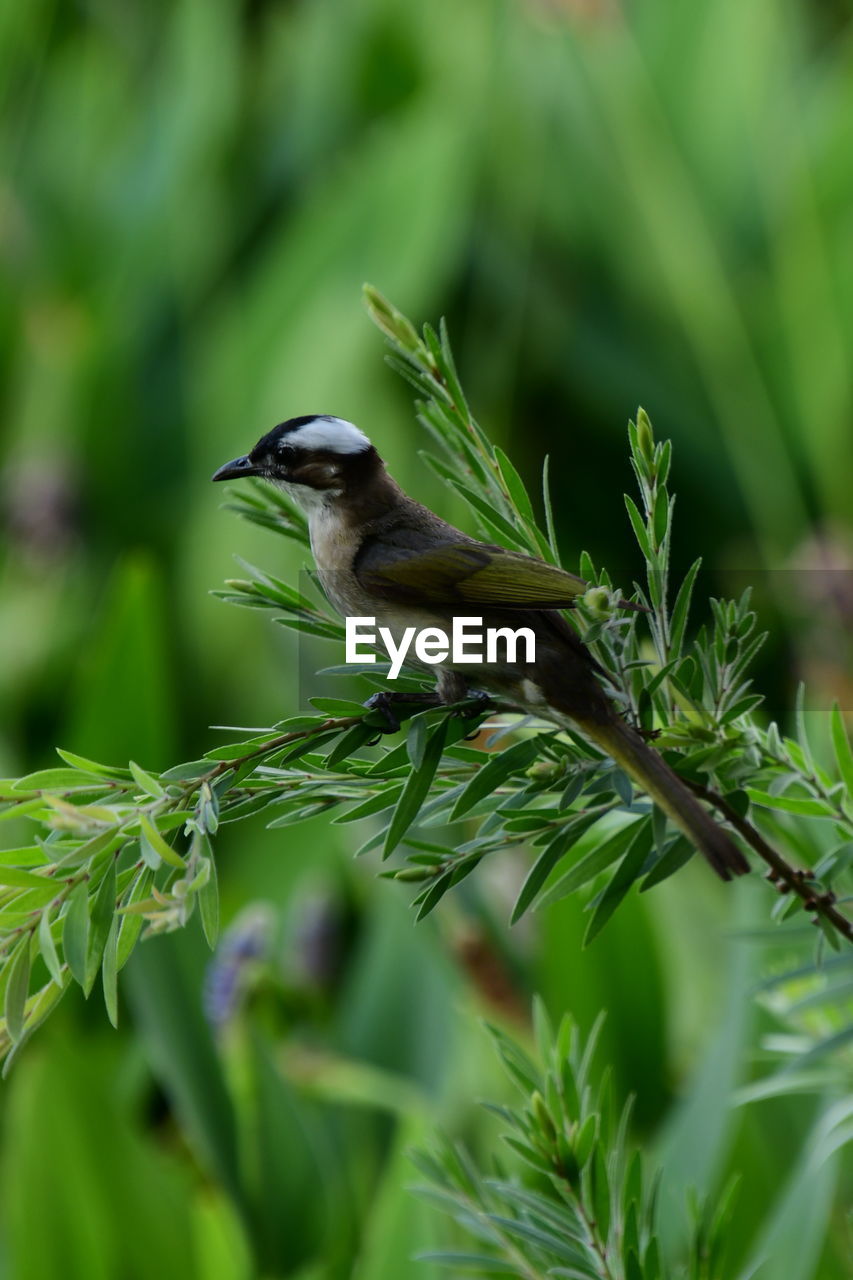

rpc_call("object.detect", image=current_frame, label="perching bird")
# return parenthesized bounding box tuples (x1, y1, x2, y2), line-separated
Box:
(213, 415, 749, 881)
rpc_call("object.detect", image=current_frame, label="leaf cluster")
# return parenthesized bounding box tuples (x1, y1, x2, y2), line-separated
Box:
(415, 1001, 738, 1280)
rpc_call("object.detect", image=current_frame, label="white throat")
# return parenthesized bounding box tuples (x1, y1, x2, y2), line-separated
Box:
(275, 479, 342, 511)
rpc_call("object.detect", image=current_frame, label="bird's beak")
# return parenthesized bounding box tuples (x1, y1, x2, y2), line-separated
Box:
(211, 455, 261, 483)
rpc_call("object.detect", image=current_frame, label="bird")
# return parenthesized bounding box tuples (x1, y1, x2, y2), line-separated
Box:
(213, 414, 749, 881)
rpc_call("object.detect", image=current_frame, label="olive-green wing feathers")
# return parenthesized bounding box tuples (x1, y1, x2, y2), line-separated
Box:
(355, 541, 589, 609)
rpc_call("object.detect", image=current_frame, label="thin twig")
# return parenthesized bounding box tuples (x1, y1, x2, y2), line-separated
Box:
(685, 779, 853, 945)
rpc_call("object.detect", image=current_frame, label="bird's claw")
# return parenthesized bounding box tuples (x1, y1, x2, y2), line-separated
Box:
(363, 692, 402, 736)
(457, 690, 494, 737)
(458, 689, 493, 720)
(362, 689, 492, 744)
(362, 690, 445, 742)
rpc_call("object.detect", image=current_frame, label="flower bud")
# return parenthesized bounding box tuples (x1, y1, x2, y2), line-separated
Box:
(582, 586, 612, 617)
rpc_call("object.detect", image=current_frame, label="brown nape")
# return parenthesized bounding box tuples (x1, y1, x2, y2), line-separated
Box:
(336, 446, 406, 521)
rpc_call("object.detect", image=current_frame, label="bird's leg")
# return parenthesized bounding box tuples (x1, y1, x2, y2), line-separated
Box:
(435, 670, 494, 729)
(457, 689, 495, 739)
(363, 690, 441, 736)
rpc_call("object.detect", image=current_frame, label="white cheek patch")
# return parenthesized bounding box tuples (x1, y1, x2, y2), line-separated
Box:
(284, 417, 370, 455)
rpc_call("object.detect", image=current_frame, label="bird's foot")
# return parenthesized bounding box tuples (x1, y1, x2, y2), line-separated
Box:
(363, 690, 441, 741)
(454, 690, 495, 739)
(457, 689, 493, 720)
(362, 689, 493, 744)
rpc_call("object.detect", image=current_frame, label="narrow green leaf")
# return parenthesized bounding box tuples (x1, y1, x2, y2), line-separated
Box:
(641, 836, 695, 891)
(407, 714, 429, 770)
(486, 1023, 541, 1093)
(511, 813, 602, 923)
(444, 480, 531, 549)
(102, 915, 119, 1028)
(62, 882, 89, 988)
(129, 760, 165, 798)
(0, 846, 46, 867)
(139, 815, 186, 868)
(612, 769, 634, 807)
(334, 783, 404, 824)
(494, 446, 536, 527)
(795, 681, 814, 767)
(574, 1113, 597, 1168)
(4, 935, 31, 1043)
(308, 697, 367, 716)
(719, 693, 764, 724)
(2, 979, 67, 1078)
(0, 798, 48, 825)
(86, 859, 117, 993)
(55, 749, 131, 780)
(0, 867, 56, 890)
(324, 723, 374, 768)
(669, 557, 702, 660)
(830, 703, 853, 798)
(414, 869, 455, 919)
(38, 909, 63, 987)
(624, 1248, 643, 1280)
(198, 848, 219, 950)
(643, 1238, 662, 1280)
(537, 819, 647, 908)
(583, 820, 655, 946)
(652, 488, 670, 547)
(542, 456, 560, 560)
(384, 720, 449, 857)
(116, 865, 153, 969)
(11, 769, 110, 793)
(501, 1136, 553, 1176)
(624, 496, 651, 560)
(590, 1145, 611, 1242)
(746, 789, 833, 817)
(484, 1216, 587, 1266)
(438, 315, 472, 417)
(416, 1254, 516, 1273)
(451, 738, 543, 821)
(159, 760, 211, 782)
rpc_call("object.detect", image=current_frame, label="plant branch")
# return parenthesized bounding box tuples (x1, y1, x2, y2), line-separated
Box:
(686, 779, 853, 944)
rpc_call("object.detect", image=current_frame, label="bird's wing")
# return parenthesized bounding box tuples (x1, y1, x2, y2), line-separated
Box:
(354, 539, 589, 609)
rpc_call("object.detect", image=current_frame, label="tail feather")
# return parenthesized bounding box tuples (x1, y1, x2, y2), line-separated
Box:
(580, 716, 749, 881)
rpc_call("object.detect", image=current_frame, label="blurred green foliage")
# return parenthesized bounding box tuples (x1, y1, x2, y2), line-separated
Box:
(1, 1, 851, 1277)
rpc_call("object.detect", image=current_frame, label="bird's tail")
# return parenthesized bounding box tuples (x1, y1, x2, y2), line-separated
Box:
(578, 714, 749, 881)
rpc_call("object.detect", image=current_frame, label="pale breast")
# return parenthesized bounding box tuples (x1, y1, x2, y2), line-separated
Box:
(309, 506, 370, 615)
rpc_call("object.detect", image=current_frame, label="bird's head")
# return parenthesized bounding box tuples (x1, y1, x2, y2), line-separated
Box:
(212, 415, 382, 510)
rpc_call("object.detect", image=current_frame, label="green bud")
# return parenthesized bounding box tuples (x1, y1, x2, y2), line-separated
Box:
(531, 1090, 557, 1143)
(636, 407, 655, 463)
(525, 760, 564, 783)
(394, 867, 436, 882)
(582, 586, 612, 617)
(363, 285, 422, 353)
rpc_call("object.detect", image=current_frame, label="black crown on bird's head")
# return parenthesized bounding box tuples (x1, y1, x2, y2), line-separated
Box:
(212, 415, 378, 491)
